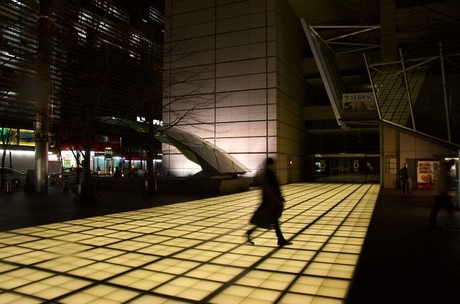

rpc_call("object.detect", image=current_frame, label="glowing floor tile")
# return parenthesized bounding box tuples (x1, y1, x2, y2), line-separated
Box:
(0, 262, 17, 274)
(329, 236, 364, 246)
(144, 258, 200, 275)
(106, 252, 159, 267)
(314, 252, 359, 265)
(175, 280, 222, 300)
(68, 262, 130, 280)
(74, 248, 125, 261)
(0, 235, 39, 245)
(0, 275, 31, 289)
(309, 263, 354, 279)
(229, 245, 273, 257)
(130, 234, 168, 244)
(106, 240, 152, 251)
(105, 231, 143, 239)
(129, 294, 185, 304)
(195, 241, 237, 252)
(152, 278, 196, 296)
(238, 270, 295, 291)
(161, 238, 202, 248)
(58, 292, 100, 303)
(245, 288, 284, 303)
(2, 268, 54, 282)
(77, 284, 140, 302)
(172, 248, 221, 262)
(52, 233, 93, 243)
(290, 275, 350, 298)
(0, 183, 378, 303)
(35, 256, 94, 272)
(15, 283, 68, 299)
(297, 241, 325, 251)
(212, 253, 260, 267)
(137, 244, 183, 256)
(109, 269, 174, 290)
(187, 264, 244, 282)
(257, 257, 307, 273)
(0, 292, 43, 304)
(3, 251, 58, 265)
(211, 285, 276, 304)
(279, 292, 341, 304)
(76, 236, 118, 246)
(107, 223, 145, 231)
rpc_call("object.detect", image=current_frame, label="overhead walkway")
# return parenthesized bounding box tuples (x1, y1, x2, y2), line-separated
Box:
(0, 183, 379, 303)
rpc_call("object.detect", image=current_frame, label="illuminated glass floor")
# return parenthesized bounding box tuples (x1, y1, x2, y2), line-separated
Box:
(0, 183, 379, 303)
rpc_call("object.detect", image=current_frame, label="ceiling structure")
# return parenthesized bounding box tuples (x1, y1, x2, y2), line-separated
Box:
(290, 0, 460, 100)
(288, 0, 460, 147)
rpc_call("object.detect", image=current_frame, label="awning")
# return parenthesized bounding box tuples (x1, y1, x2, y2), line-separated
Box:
(100, 117, 249, 175)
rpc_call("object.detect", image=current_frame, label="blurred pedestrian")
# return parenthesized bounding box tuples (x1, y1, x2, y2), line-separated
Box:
(246, 158, 292, 247)
(113, 167, 122, 177)
(429, 160, 455, 229)
(399, 163, 411, 194)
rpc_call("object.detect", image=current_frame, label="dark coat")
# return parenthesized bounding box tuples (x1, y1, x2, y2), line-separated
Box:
(250, 168, 285, 229)
(400, 166, 408, 180)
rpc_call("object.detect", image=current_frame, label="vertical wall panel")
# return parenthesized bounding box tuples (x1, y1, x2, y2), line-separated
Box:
(163, 0, 306, 181)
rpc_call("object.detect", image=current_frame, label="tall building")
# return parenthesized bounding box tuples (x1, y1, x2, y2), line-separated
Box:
(0, 0, 165, 177)
(163, 0, 306, 184)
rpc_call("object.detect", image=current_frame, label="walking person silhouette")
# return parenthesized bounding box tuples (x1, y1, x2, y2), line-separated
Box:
(429, 159, 456, 229)
(246, 158, 292, 247)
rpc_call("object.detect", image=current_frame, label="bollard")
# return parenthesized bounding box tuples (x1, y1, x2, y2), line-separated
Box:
(5, 182, 13, 193)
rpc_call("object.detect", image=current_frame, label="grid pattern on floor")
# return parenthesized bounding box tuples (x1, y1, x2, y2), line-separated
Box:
(0, 183, 379, 304)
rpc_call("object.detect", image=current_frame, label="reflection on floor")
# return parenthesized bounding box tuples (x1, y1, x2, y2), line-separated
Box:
(0, 183, 379, 304)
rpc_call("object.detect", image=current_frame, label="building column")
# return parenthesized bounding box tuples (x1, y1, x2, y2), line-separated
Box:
(35, 0, 53, 192)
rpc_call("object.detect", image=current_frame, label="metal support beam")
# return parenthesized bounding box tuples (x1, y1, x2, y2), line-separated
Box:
(439, 42, 451, 142)
(399, 49, 416, 131)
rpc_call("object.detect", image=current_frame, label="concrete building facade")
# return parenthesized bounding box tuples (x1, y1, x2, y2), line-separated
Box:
(163, 0, 306, 184)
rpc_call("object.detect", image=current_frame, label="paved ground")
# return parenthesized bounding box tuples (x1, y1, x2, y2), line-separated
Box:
(1, 183, 460, 303)
(0, 184, 218, 232)
(1, 183, 377, 303)
(347, 188, 460, 304)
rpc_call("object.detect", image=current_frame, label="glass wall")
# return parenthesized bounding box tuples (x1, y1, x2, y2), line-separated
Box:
(313, 154, 380, 183)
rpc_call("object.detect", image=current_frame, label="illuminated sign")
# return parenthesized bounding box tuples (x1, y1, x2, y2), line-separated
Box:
(342, 93, 376, 112)
(105, 148, 113, 159)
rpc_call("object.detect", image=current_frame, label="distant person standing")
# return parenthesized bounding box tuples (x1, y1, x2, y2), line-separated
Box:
(429, 160, 455, 229)
(399, 163, 411, 194)
(246, 158, 292, 247)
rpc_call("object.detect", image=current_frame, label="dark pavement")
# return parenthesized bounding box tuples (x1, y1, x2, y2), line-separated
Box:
(1, 183, 460, 303)
(347, 188, 460, 304)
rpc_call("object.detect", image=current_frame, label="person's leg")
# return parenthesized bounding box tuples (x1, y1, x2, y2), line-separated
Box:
(274, 223, 292, 247)
(246, 226, 256, 245)
(442, 195, 455, 227)
(430, 196, 442, 229)
(444, 195, 454, 213)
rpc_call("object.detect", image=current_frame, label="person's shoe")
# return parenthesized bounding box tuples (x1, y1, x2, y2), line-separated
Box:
(277, 240, 292, 247)
(246, 231, 254, 245)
